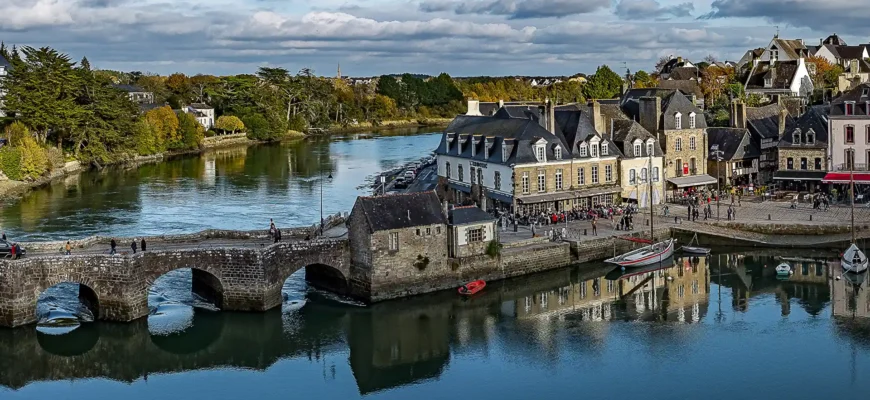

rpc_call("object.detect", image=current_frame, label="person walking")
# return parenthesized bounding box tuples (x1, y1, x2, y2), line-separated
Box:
(141, 238, 147, 252)
(592, 217, 598, 236)
(131, 239, 138, 254)
(110, 238, 117, 255)
(65, 241, 72, 255)
(9, 243, 16, 260)
(269, 218, 276, 238)
(274, 228, 282, 243)
(1, 231, 5, 241)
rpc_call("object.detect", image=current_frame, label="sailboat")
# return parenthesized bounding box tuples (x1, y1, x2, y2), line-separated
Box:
(605, 153, 674, 267)
(842, 165, 868, 273)
(680, 233, 711, 255)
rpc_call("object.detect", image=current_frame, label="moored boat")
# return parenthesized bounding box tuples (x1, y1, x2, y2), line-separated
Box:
(605, 238, 675, 267)
(842, 243, 868, 273)
(458, 280, 486, 296)
(680, 233, 710, 255)
(775, 262, 792, 276)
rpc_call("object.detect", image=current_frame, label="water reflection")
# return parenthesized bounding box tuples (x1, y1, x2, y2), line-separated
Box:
(0, 129, 442, 240)
(4, 251, 870, 399)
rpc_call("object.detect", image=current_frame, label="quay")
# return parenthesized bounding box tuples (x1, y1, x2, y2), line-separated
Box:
(1, 195, 865, 328)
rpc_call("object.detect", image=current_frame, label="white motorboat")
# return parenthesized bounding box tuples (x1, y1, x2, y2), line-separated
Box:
(680, 233, 710, 255)
(775, 262, 792, 276)
(605, 238, 675, 267)
(842, 243, 868, 273)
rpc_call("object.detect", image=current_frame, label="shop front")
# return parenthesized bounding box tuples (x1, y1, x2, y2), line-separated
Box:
(515, 185, 621, 216)
(773, 170, 827, 193)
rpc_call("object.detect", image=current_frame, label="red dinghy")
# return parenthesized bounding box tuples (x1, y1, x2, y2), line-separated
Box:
(458, 280, 486, 295)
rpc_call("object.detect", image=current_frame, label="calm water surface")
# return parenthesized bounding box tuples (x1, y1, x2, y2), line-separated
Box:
(2, 252, 870, 400)
(0, 128, 442, 240)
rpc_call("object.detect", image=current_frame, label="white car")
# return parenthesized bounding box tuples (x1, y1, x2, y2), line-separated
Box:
(403, 171, 416, 180)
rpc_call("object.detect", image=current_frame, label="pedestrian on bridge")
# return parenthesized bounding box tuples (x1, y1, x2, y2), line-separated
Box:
(131, 239, 137, 254)
(141, 238, 147, 252)
(65, 241, 71, 255)
(274, 228, 282, 243)
(1, 231, 5, 241)
(110, 239, 117, 255)
(592, 218, 598, 236)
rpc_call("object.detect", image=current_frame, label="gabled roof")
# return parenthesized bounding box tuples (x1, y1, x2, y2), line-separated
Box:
(112, 84, 147, 93)
(435, 114, 566, 165)
(658, 79, 703, 98)
(837, 46, 866, 60)
(771, 38, 808, 59)
(746, 103, 792, 140)
(823, 33, 847, 46)
(352, 192, 446, 232)
(745, 61, 799, 90)
(189, 103, 213, 109)
(448, 206, 496, 226)
(609, 120, 663, 159)
(668, 67, 699, 81)
(778, 108, 828, 149)
(830, 83, 870, 116)
(660, 91, 706, 130)
(707, 128, 759, 161)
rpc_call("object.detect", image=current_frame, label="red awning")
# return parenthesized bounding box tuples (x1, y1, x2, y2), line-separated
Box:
(822, 172, 870, 184)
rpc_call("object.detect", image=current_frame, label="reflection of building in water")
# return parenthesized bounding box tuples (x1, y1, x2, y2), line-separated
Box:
(348, 305, 450, 395)
(831, 271, 870, 319)
(203, 156, 216, 187)
(665, 256, 711, 323)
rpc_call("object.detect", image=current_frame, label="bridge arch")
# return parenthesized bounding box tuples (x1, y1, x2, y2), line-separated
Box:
(303, 263, 350, 295)
(37, 280, 101, 323)
(146, 267, 225, 310)
(36, 323, 100, 357)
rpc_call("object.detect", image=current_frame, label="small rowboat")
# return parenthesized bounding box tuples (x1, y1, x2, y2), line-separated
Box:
(680, 233, 710, 255)
(775, 262, 792, 276)
(605, 238, 675, 267)
(842, 243, 868, 274)
(458, 280, 486, 296)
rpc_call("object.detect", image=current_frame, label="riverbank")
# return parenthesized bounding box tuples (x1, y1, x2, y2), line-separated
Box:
(326, 118, 451, 134)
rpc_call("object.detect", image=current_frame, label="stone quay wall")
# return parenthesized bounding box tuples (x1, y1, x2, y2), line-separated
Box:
(0, 238, 350, 328)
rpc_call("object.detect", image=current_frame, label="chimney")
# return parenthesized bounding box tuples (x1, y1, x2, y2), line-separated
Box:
(591, 100, 604, 133)
(778, 108, 787, 137)
(851, 59, 859, 73)
(498, 99, 504, 109)
(639, 96, 661, 137)
(466, 99, 482, 116)
(731, 100, 746, 129)
(547, 98, 556, 134)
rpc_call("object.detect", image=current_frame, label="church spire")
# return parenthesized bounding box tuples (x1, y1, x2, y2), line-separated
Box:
(337, 63, 342, 79)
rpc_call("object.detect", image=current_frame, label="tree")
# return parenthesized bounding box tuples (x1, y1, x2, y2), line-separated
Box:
(700, 65, 735, 104)
(633, 70, 656, 88)
(215, 115, 245, 134)
(166, 73, 192, 103)
(3, 121, 30, 147)
(175, 112, 205, 150)
(190, 74, 219, 104)
(583, 65, 623, 100)
(655, 56, 671, 73)
(807, 55, 843, 89)
(144, 106, 179, 150)
(240, 113, 271, 140)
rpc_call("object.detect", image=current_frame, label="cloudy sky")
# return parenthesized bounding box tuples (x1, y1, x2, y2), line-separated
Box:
(0, 0, 864, 77)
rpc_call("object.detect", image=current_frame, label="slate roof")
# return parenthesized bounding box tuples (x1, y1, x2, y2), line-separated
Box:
(745, 61, 798, 90)
(112, 84, 147, 93)
(609, 120, 663, 159)
(353, 191, 446, 232)
(448, 206, 496, 225)
(707, 128, 759, 161)
(829, 83, 870, 116)
(189, 103, 213, 109)
(668, 67, 699, 81)
(479, 102, 499, 116)
(772, 38, 808, 59)
(660, 90, 707, 130)
(498, 105, 542, 121)
(823, 34, 847, 46)
(435, 114, 565, 165)
(778, 108, 828, 149)
(658, 79, 703, 98)
(620, 88, 681, 119)
(598, 103, 630, 131)
(846, 59, 870, 74)
(661, 58, 692, 75)
(837, 46, 866, 60)
(745, 103, 792, 140)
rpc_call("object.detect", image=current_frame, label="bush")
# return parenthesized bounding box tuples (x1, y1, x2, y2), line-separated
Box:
(205, 129, 217, 137)
(18, 137, 49, 180)
(0, 146, 22, 181)
(46, 147, 64, 171)
(486, 240, 503, 259)
(241, 114, 270, 140)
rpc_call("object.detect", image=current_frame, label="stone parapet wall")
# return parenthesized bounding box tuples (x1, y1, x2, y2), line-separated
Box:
(710, 221, 869, 235)
(567, 228, 672, 264)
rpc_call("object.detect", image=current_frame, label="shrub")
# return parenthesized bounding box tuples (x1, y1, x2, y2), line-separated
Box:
(0, 146, 22, 181)
(205, 129, 217, 137)
(414, 255, 431, 271)
(215, 115, 245, 134)
(486, 240, 503, 259)
(46, 147, 64, 171)
(18, 137, 49, 180)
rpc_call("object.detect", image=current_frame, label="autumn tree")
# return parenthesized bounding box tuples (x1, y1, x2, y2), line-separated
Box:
(175, 112, 205, 150)
(190, 74, 219, 104)
(700, 65, 735, 104)
(807, 55, 843, 89)
(166, 73, 192, 106)
(144, 106, 179, 150)
(633, 70, 657, 88)
(215, 115, 245, 134)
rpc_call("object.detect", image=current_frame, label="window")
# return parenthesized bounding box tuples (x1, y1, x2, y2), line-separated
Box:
(591, 165, 599, 184)
(535, 146, 546, 162)
(815, 158, 822, 170)
(674, 113, 682, 130)
(494, 171, 501, 190)
(846, 102, 855, 116)
(787, 157, 794, 170)
(629, 169, 637, 184)
(591, 143, 599, 158)
(555, 169, 563, 190)
(578, 168, 586, 185)
(675, 137, 682, 151)
(446, 162, 451, 179)
(470, 166, 476, 184)
(522, 172, 530, 194)
(653, 167, 660, 181)
(647, 142, 654, 156)
(807, 131, 814, 144)
(502, 146, 509, 162)
(689, 157, 696, 174)
(484, 140, 490, 159)
(471, 141, 476, 156)
(468, 228, 483, 243)
(800, 158, 808, 170)
(689, 112, 696, 129)
(689, 136, 696, 151)
(389, 232, 399, 251)
(426, 227, 431, 235)
(641, 167, 648, 181)
(770, 48, 778, 60)
(793, 131, 800, 144)
(416, 228, 421, 236)
(436, 226, 441, 234)
(846, 125, 855, 144)
(867, 126, 870, 143)
(846, 149, 856, 170)
(634, 143, 642, 156)
(579, 143, 588, 157)
(537, 170, 546, 192)
(601, 143, 608, 156)
(458, 164, 464, 182)
(554, 146, 562, 160)
(477, 168, 483, 186)
(605, 165, 613, 182)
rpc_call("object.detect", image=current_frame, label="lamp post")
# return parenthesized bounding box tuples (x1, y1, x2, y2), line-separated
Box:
(711, 144, 724, 220)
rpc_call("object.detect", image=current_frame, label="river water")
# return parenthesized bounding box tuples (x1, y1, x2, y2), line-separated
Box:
(3, 130, 870, 399)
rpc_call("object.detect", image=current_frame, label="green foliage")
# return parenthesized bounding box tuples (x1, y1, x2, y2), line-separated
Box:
(133, 120, 159, 156)
(4, 121, 29, 147)
(376, 73, 463, 116)
(583, 65, 624, 100)
(205, 129, 217, 137)
(414, 254, 431, 271)
(144, 106, 179, 150)
(174, 112, 205, 150)
(486, 240, 503, 258)
(18, 137, 49, 180)
(214, 115, 245, 134)
(46, 147, 64, 171)
(0, 146, 22, 181)
(241, 113, 271, 140)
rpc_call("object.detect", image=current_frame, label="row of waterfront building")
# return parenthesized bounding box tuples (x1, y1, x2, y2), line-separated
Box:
(432, 82, 870, 214)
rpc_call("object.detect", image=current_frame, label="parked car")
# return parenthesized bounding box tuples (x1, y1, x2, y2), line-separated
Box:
(403, 170, 416, 180)
(0, 239, 25, 258)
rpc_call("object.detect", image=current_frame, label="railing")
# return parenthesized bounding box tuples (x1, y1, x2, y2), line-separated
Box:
(833, 163, 870, 172)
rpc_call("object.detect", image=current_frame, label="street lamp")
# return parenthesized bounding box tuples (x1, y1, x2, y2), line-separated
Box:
(711, 144, 724, 220)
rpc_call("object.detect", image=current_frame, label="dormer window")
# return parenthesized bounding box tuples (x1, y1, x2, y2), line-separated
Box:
(471, 139, 476, 156)
(646, 141, 654, 156)
(590, 143, 599, 158)
(862, 88, 869, 98)
(846, 102, 855, 115)
(502, 145, 508, 162)
(764, 77, 772, 88)
(579, 143, 588, 157)
(689, 112, 696, 129)
(535, 145, 546, 162)
(634, 143, 641, 156)
(674, 112, 682, 130)
(554, 146, 562, 160)
(484, 138, 491, 159)
(793, 129, 801, 144)
(601, 143, 608, 156)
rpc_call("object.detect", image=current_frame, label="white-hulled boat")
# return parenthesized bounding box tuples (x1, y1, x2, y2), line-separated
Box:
(842, 243, 868, 273)
(775, 262, 792, 276)
(605, 238, 675, 267)
(680, 233, 710, 255)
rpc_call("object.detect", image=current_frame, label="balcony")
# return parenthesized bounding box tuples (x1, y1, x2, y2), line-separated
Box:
(833, 163, 870, 172)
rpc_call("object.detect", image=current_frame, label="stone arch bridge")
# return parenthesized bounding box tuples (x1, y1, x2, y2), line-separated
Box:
(0, 238, 357, 328)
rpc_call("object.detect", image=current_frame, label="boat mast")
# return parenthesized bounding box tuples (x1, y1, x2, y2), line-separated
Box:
(649, 152, 654, 240)
(851, 161, 855, 244)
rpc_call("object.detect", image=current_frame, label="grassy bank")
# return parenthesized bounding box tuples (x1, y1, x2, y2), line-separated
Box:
(326, 118, 451, 134)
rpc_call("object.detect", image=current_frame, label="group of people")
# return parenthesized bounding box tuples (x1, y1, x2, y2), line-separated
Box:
(269, 219, 282, 242)
(106, 238, 147, 255)
(2, 231, 23, 260)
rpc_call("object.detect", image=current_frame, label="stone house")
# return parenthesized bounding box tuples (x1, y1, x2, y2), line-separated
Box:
(436, 100, 621, 216)
(347, 191, 449, 299)
(706, 127, 760, 186)
(744, 58, 813, 99)
(824, 84, 870, 186)
(112, 84, 154, 105)
(0, 53, 9, 118)
(447, 206, 497, 258)
(621, 88, 716, 192)
(184, 103, 215, 129)
(732, 101, 793, 184)
(609, 119, 665, 206)
(773, 107, 829, 191)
